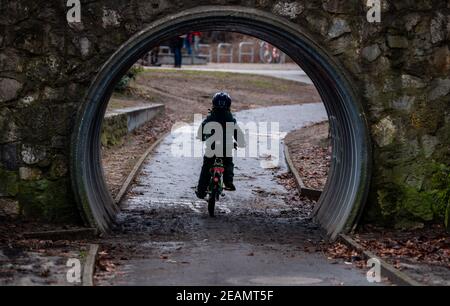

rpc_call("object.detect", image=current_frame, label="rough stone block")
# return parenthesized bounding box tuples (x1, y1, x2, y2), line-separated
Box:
(0, 78, 22, 102)
(387, 35, 409, 49)
(361, 44, 381, 62)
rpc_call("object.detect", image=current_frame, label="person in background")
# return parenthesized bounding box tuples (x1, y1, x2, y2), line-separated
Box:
(149, 46, 161, 66)
(169, 35, 184, 68)
(192, 32, 202, 55)
(184, 33, 192, 55)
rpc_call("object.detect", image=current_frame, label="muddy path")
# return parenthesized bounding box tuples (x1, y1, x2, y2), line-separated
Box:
(95, 104, 377, 286)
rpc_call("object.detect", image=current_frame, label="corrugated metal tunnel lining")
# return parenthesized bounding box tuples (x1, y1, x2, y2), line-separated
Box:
(70, 6, 372, 240)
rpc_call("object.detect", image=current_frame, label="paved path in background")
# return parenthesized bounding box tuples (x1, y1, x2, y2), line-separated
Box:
(145, 63, 314, 84)
(97, 104, 379, 286)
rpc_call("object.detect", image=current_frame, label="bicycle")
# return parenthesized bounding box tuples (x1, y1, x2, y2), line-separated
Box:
(259, 41, 281, 64)
(207, 158, 225, 217)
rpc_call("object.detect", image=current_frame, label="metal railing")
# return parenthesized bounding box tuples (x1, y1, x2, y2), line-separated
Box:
(197, 44, 212, 62)
(238, 42, 254, 63)
(154, 43, 287, 65)
(217, 43, 233, 63)
(280, 53, 286, 64)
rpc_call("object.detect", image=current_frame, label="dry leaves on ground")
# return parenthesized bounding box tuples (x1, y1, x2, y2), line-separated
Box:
(354, 226, 450, 268)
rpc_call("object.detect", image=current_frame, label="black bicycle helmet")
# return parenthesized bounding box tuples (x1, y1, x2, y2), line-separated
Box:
(212, 92, 232, 109)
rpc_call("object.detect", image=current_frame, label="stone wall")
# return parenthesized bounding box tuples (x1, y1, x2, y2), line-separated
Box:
(0, 0, 449, 228)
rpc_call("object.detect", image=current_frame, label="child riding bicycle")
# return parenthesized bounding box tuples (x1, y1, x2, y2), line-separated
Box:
(195, 92, 245, 199)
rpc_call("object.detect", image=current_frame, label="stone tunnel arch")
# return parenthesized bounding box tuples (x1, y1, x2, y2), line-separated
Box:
(70, 6, 372, 239)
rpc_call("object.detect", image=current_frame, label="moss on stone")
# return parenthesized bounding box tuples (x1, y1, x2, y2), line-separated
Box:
(370, 162, 450, 229)
(377, 187, 400, 219)
(428, 163, 450, 228)
(401, 187, 434, 221)
(0, 166, 19, 196)
(101, 114, 128, 147)
(17, 178, 80, 223)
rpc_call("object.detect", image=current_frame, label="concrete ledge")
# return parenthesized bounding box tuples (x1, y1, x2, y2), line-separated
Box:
(105, 104, 165, 132)
(82, 244, 99, 287)
(23, 228, 98, 240)
(102, 104, 165, 146)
